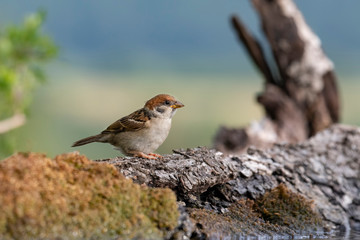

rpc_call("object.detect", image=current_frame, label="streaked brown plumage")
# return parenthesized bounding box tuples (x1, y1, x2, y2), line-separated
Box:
(72, 94, 184, 159)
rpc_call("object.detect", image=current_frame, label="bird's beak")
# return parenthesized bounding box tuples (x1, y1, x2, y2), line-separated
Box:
(171, 101, 184, 109)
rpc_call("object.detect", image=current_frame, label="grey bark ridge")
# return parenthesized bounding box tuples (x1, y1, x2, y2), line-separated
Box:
(103, 147, 240, 194)
(99, 124, 360, 238)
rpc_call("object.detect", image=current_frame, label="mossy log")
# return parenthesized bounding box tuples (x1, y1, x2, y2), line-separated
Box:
(0, 124, 358, 239)
(102, 124, 360, 238)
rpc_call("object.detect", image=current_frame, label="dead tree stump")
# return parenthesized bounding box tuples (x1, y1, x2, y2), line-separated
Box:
(214, 0, 340, 154)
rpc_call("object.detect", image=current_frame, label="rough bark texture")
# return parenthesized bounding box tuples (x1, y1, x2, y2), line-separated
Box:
(215, 0, 339, 154)
(100, 124, 360, 238)
(100, 148, 238, 197)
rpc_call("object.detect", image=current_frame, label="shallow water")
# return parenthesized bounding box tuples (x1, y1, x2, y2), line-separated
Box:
(291, 229, 360, 240)
(327, 229, 360, 240)
(222, 229, 360, 240)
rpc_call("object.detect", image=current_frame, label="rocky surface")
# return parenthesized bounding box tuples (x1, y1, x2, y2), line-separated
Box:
(101, 124, 360, 238)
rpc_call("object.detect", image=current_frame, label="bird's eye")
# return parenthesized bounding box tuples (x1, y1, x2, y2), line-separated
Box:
(164, 100, 171, 105)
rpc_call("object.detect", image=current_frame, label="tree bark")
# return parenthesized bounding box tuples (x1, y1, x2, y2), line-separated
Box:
(100, 124, 360, 237)
(215, 0, 339, 154)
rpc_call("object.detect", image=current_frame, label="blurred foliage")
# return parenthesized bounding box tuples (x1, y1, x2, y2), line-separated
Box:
(0, 10, 57, 157)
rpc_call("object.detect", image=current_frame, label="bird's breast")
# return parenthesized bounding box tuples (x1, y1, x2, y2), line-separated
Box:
(147, 117, 172, 143)
(112, 117, 172, 154)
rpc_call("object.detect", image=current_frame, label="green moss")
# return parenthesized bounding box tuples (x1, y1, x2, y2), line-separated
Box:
(189, 199, 293, 237)
(189, 184, 325, 237)
(254, 183, 323, 230)
(0, 152, 179, 239)
(189, 200, 255, 236)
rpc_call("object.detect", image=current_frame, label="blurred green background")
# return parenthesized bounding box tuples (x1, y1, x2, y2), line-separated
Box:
(1, 1, 359, 159)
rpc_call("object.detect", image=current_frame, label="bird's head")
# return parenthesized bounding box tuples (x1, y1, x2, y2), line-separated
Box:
(145, 94, 184, 118)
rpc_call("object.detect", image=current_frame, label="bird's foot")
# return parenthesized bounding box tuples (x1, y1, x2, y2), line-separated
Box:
(132, 152, 160, 160)
(148, 153, 163, 159)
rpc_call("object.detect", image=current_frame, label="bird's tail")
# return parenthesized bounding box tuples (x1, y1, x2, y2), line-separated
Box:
(72, 134, 103, 147)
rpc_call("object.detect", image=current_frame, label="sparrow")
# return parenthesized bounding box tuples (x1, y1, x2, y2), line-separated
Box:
(72, 94, 184, 159)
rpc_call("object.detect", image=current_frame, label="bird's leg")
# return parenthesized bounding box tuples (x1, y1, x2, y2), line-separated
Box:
(148, 153, 163, 159)
(130, 151, 157, 160)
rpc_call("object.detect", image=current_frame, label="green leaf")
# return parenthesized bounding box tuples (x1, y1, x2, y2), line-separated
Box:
(0, 9, 58, 150)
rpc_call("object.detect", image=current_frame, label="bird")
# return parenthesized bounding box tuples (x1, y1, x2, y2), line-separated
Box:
(72, 94, 184, 159)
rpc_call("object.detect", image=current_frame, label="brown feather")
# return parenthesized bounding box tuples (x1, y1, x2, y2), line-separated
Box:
(144, 94, 176, 110)
(101, 108, 150, 134)
(72, 134, 102, 147)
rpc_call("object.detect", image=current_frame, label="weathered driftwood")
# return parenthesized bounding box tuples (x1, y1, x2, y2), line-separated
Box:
(215, 0, 340, 154)
(100, 147, 238, 195)
(101, 124, 360, 238)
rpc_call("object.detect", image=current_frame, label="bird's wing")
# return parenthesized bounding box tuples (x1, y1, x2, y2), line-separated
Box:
(101, 109, 150, 134)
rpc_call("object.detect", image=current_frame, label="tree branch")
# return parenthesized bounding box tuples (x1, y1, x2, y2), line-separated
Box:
(231, 15, 276, 84)
(0, 113, 26, 134)
(252, 0, 339, 134)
